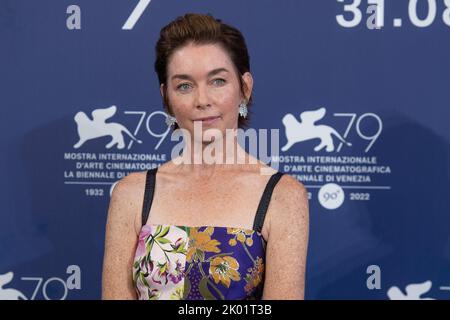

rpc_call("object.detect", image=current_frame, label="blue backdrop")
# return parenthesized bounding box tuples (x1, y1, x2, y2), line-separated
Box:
(1, 0, 449, 300)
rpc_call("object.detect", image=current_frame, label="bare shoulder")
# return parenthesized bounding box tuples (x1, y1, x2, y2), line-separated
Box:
(267, 173, 309, 237)
(102, 170, 147, 299)
(275, 173, 308, 204)
(108, 170, 147, 236)
(113, 170, 147, 194)
(110, 170, 147, 204)
(261, 173, 309, 299)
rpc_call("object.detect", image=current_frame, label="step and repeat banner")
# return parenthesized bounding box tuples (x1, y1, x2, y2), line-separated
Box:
(1, 0, 449, 300)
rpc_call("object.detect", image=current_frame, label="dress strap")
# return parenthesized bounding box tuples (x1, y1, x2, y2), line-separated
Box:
(252, 172, 285, 233)
(141, 167, 158, 227)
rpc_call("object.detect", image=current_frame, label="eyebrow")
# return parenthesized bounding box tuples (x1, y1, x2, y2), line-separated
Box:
(170, 68, 229, 81)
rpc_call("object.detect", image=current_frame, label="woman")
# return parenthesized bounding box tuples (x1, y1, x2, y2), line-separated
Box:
(102, 13, 309, 300)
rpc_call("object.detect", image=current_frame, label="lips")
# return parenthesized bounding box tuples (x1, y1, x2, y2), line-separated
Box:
(194, 116, 220, 121)
(193, 116, 221, 125)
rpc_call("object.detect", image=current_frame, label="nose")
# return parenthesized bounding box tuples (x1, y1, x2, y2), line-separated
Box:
(195, 84, 210, 110)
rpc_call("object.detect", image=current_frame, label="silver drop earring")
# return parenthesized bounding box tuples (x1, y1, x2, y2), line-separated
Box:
(238, 102, 248, 118)
(165, 114, 177, 127)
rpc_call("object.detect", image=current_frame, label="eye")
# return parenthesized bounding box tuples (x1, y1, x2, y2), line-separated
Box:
(177, 83, 192, 92)
(212, 78, 226, 86)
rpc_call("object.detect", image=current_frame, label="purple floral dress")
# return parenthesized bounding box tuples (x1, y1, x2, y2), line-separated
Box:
(133, 224, 266, 300)
(132, 168, 284, 300)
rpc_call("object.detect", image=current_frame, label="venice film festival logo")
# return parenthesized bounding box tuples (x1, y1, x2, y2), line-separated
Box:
(70, 105, 174, 153)
(68, 104, 389, 209)
(65, 105, 170, 191)
(73, 105, 142, 150)
(281, 108, 352, 153)
(0, 266, 81, 300)
(279, 107, 389, 211)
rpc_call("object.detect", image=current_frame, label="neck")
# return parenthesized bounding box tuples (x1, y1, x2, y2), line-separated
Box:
(173, 128, 258, 177)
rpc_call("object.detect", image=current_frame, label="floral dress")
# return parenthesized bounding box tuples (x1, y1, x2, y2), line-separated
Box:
(132, 168, 284, 300)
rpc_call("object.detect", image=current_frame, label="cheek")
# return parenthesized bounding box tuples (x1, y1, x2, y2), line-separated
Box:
(212, 86, 240, 111)
(167, 91, 193, 116)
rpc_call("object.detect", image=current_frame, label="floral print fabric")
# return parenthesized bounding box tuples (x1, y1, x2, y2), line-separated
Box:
(133, 224, 266, 300)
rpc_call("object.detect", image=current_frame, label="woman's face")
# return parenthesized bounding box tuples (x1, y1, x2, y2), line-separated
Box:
(161, 42, 253, 142)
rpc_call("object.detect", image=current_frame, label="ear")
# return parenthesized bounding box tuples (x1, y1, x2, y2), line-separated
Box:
(160, 83, 165, 101)
(241, 72, 254, 102)
(160, 83, 174, 116)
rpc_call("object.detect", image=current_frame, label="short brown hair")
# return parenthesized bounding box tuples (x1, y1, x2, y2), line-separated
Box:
(154, 13, 253, 129)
